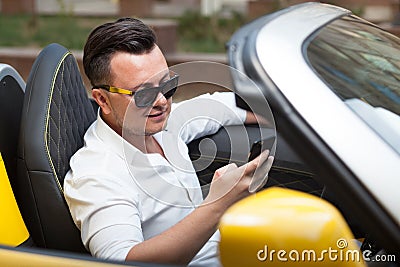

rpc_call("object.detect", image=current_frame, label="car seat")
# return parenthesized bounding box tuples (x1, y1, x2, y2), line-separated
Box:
(0, 64, 33, 247)
(0, 64, 25, 191)
(16, 43, 96, 253)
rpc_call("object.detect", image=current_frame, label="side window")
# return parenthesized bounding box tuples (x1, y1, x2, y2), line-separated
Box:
(306, 16, 400, 116)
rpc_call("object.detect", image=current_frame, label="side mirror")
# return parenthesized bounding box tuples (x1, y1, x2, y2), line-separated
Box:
(219, 187, 366, 267)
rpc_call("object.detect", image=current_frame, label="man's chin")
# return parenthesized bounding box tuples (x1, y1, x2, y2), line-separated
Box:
(122, 124, 167, 137)
(123, 112, 168, 133)
(144, 121, 168, 136)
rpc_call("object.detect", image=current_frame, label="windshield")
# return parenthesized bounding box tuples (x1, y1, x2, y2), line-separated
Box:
(306, 15, 400, 154)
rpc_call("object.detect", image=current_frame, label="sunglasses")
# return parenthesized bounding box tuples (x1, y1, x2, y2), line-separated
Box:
(93, 72, 179, 108)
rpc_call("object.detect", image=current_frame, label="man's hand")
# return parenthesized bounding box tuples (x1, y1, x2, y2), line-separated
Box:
(204, 150, 273, 210)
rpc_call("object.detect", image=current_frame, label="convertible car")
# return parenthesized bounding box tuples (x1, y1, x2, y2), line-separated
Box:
(0, 2, 398, 266)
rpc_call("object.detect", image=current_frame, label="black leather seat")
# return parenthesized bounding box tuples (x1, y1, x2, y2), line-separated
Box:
(0, 64, 25, 191)
(0, 64, 36, 247)
(16, 43, 96, 253)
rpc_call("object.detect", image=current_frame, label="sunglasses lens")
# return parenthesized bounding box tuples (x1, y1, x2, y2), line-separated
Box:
(134, 87, 159, 107)
(134, 74, 179, 108)
(163, 87, 177, 99)
(161, 75, 178, 99)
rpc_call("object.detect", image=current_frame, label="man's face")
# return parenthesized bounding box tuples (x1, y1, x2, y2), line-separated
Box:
(106, 46, 172, 137)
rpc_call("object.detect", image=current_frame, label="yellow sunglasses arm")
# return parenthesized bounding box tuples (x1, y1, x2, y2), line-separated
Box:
(108, 86, 134, 95)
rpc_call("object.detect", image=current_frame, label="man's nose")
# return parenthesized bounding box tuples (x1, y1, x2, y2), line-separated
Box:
(153, 91, 168, 106)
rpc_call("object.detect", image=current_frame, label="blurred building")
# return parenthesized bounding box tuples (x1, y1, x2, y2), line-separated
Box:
(1, 0, 400, 91)
(1, 0, 399, 25)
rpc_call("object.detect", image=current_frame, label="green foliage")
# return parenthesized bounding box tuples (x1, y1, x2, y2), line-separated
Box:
(0, 15, 112, 49)
(0, 10, 248, 53)
(177, 10, 247, 53)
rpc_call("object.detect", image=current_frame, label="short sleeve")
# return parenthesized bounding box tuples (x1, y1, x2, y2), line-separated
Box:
(169, 92, 247, 143)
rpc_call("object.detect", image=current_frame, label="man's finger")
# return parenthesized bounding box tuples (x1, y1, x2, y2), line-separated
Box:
(264, 155, 274, 173)
(241, 149, 270, 175)
(213, 163, 238, 180)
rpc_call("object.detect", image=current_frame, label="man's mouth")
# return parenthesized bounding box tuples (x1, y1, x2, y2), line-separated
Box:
(147, 111, 164, 118)
(146, 107, 168, 119)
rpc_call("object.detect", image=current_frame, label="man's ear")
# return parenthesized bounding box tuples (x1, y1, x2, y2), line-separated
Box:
(92, 89, 112, 115)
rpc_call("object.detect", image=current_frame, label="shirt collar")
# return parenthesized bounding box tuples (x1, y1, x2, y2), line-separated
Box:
(94, 110, 170, 167)
(95, 110, 133, 159)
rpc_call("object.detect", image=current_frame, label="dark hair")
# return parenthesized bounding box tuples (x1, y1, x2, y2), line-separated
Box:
(83, 17, 156, 86)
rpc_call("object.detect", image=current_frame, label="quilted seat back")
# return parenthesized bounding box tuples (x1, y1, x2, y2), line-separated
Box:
(16, 43, 96, 253)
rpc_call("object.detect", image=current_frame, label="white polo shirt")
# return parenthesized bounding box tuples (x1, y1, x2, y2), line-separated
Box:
(64, 92, 246, 266)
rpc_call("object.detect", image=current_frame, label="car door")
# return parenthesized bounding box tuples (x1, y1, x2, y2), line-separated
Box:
(226, 2, 399, 257)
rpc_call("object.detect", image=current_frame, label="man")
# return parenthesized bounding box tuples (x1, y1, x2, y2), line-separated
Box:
(64, 17, 272, 266)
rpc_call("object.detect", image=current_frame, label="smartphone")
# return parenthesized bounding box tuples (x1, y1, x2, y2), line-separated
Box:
(248, 136, 276, 193)
(248, 136, 276, 162)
